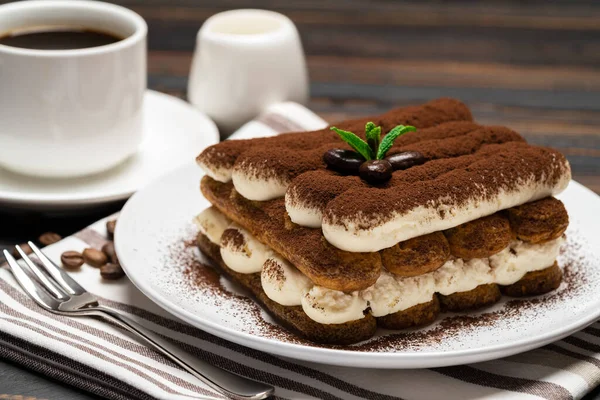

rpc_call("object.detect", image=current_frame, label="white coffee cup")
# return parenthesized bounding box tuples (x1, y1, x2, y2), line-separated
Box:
(188, 9, 308, 136)
(0, 0, 147, 178)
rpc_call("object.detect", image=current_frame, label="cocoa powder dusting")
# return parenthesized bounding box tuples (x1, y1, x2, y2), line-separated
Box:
(232, 117, 484, 185)
(221, 228, 246, 251)
(171, 233, 311, 343)
(262, 259, 286, 286)
(323, 142, 569, 228)
(286, 170, 366, 210)
(169, 230, 594, 352)
(198, 99, 569, 239)
(197, 98, 472, 181)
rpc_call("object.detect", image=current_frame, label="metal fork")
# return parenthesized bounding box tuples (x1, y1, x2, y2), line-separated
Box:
(3, 242, 274, 400)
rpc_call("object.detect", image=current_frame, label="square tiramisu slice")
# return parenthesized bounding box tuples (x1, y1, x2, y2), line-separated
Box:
(193, 98, 570, 345)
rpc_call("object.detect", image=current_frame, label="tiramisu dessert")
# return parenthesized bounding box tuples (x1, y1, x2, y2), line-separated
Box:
(193, 98, 571, 345)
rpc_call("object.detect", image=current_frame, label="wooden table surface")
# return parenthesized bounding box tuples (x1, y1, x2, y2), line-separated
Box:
(139, 0, 600, 193)
(1, 0, 599, 399)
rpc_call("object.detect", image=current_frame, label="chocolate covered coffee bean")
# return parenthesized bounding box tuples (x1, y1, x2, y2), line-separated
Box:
(359, 160, 393, 184)
(323, 149, 364, 174)
(385, 151, 426, 170)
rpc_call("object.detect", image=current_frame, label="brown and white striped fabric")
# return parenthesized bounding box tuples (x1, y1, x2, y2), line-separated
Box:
(2, 104, 600, 400)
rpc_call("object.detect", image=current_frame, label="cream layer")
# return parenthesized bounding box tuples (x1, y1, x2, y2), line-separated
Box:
(322, 173, 570, 252)
(231, 166, 288, 201)
(220, 222, 271, 274)
(196, 208, 563, 325)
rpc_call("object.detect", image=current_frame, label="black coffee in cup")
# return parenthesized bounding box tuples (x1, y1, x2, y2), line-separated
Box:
(0, 26, 122, 50)
(0, 0, 147, 178)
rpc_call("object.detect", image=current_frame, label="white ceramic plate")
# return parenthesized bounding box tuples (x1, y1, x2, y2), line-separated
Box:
(0, 90, 219, 211)
(116, 162, 600, 368)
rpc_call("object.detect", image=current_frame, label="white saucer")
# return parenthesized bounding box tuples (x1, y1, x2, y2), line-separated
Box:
(117, 162, 600, 369)
(0, 90, 219, 211)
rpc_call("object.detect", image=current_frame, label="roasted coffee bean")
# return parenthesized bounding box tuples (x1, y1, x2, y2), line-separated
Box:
(359, 160, 393, 184)
(385, 151, 426, 170)
(38, 232, 62, 246)
(82, 248, 108, 268)
(61, 251, 84, 269)
(100, 263, 125, 280)
(323, 149, 364, 174)
(106, 219, 117, 239)
(12, 243, 32, 259)
(101, 242, 118, 264)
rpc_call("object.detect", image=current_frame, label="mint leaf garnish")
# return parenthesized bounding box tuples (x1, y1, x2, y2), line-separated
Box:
(329, 123, 417, 162)
(365, 122, 381, 155)
(330, 127, 373, 160)
(365, 122, 376, 134)
(376, 125, 416, 160)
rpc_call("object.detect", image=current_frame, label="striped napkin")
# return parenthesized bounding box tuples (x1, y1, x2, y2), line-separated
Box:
(2, 102, 600, 400)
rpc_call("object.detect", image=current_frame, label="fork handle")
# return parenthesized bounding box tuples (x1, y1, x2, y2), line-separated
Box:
(91, 305, 274, 400)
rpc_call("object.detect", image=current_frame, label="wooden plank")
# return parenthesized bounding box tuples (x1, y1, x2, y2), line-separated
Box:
(141, 24, 600, 67)
(149, 52, 600, 92)
(309, 83, 600, 110)
(308, 58, 600, 92)
(116, 0, 600, 30)
(148, 74, 600, 113)
(135, 7, 600, 31)
(122, 0, 600, 67)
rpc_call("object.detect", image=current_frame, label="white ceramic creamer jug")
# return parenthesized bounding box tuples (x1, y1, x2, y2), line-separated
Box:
(188, 9, 308, 136)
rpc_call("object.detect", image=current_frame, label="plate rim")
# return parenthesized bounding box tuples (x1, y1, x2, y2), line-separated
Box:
(0, 90, 219, 208)
(116, 162, 600, 368)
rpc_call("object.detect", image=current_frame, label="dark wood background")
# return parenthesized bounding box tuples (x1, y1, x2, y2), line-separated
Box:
(1, 0, 599, 399)
(136, 0, 600, 193)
